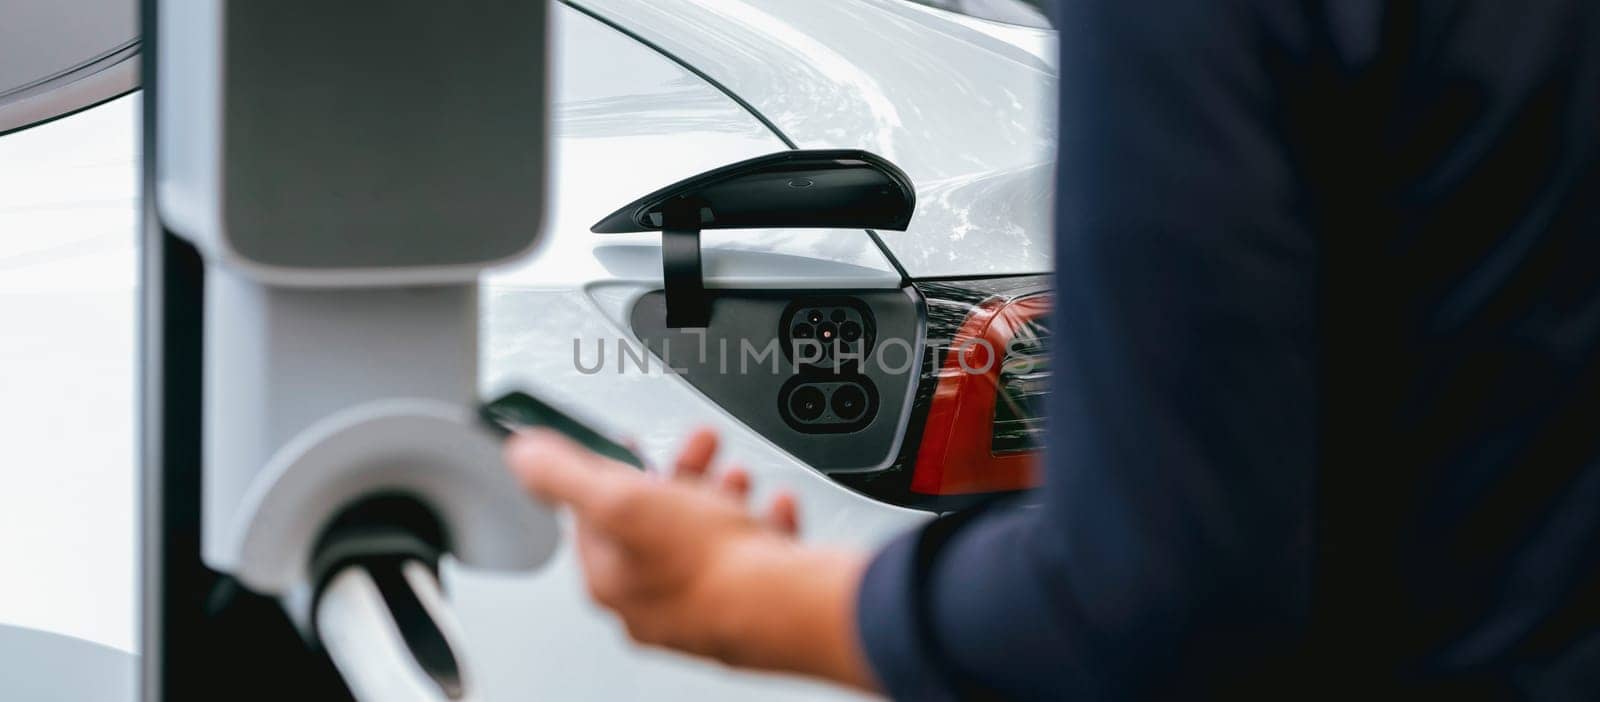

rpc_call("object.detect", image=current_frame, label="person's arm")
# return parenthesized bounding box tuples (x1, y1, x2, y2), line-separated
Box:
(853, 1, 1337, 697)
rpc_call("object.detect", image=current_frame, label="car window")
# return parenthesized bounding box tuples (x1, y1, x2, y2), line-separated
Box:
(0, 92, 139, 654)
(901, 0, 1052, 28)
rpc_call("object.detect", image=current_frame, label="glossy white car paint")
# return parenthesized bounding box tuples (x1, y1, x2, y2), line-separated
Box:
(0, 0, 139, 135)
(0, 93, 139, 655)
(574, 0, 1058, 278)
(0, 624, 134, 699)
(462, 7, 924, 699)
(488, 5, 902, 293)
(0, 1, 1054, 699)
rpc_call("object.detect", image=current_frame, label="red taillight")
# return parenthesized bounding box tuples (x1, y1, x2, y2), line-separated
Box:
(909, 293, 1050, 495)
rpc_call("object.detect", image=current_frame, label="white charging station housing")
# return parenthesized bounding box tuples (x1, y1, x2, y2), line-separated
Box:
(153, 0, 557, 621)
(156, 0, 549, 287)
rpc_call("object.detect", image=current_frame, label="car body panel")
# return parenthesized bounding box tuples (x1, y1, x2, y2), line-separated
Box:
(570, 0, 1058, 278)
(0, 625, 135, 700)
(0, 92, 140, 656)
(463, 282, 923, 700)
(485, 4, 902, 293)
(0, 0, 139, 135)
(460, 8, 929, 700)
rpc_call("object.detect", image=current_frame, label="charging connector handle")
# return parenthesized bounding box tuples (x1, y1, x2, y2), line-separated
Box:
(315, 560, 474, 701)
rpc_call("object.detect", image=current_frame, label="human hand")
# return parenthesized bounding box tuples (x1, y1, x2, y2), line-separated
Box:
(505, 427, 873, 688)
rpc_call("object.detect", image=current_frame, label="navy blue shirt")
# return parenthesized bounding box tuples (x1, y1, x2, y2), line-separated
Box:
(857, 1, 1600, 698)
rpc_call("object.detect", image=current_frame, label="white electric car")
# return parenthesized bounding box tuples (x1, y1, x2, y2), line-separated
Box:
(0, 0, 1055, 699)
(465, 3, 1055, 698)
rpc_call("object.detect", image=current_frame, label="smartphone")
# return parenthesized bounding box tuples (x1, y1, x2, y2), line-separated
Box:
(479, 390, 645, 469)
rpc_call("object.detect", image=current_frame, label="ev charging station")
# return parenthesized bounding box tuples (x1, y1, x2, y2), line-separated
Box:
(141, 2, 557, 699)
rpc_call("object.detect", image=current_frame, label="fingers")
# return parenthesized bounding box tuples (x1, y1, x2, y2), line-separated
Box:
(671, 427, 720, 481)
(674, 428, 749, 502)
(764, 491, 800, 536)
(717, 467, 750, 500)
(505, 428, 628, 510)
(509, 424, 800, 541)
(717, 468, 799, 537)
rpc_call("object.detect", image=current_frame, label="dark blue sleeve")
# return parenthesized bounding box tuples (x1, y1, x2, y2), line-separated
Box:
(857, 1, 1352, 697)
